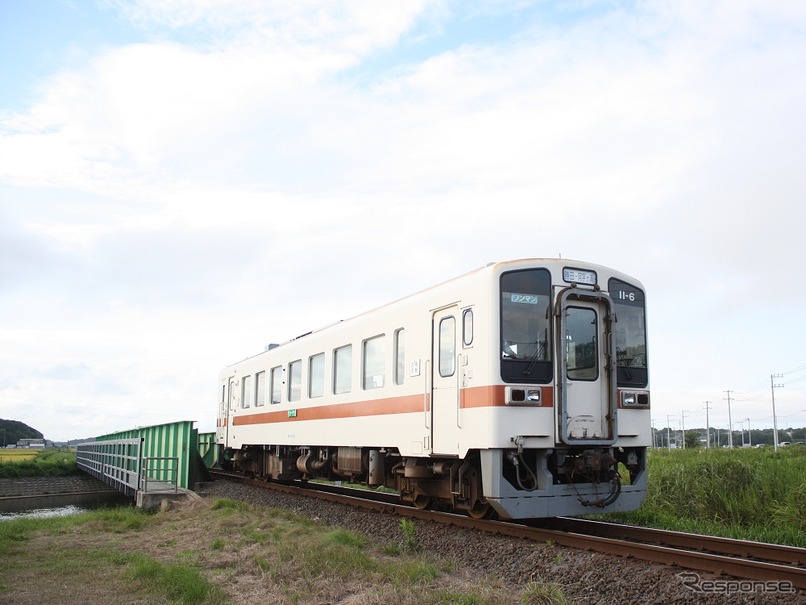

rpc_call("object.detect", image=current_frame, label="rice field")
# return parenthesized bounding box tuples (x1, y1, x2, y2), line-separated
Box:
(0, 450, 38, 463)
(0, 449, 77, 477)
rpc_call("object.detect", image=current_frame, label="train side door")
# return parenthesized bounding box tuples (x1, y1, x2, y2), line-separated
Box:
(217, 381, 227, 444)
(219, 376, 237, 446)
(431, 307, 461, 455)
(557, 291, 617, 445)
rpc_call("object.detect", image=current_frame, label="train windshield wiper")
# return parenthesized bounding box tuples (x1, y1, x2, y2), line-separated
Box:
(616, 348, 634, 380)
(522, 340, 546, 376)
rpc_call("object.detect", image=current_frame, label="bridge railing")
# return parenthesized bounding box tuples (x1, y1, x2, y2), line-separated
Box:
(76, 438, 142, 497)
(140, 456, 179, 493)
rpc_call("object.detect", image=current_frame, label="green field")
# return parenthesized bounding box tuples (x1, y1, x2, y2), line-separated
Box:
(0, 449, 78, 478)
(597, 446, 806, 546)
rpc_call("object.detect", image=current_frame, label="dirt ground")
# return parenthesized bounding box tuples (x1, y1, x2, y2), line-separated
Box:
(0, 495, 531, 605)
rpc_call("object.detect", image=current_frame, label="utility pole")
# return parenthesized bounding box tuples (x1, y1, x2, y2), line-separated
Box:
(771, 374, 784, 451)
(681, 410, 688, 449)
(667, 414, 673, 450)
(724, 390, 734, 448)
(747, 417, 752, 447)
(703, 401, 712, 448)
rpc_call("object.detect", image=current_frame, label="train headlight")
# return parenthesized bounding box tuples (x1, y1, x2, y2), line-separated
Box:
(621, 391, 650, 407)
(506, 386, 542, 406)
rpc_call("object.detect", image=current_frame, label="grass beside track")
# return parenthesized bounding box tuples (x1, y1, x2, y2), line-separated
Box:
(0, 498, 567, 605)
(595, 446, 806, 547)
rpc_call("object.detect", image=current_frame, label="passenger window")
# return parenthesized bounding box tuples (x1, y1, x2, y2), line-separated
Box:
(394, 328, 405, 385)
(288, 360, 302, 402)
(309, 353, 325, 398)
(255, 371, 266, 407)
(270, 366, 282, 404)
(363, 335, 386, 389)
(241, 375, 253, 408)
(439, 317, 456, 377)
(334, 345, 352, 394)
(462, 309, 473, 347)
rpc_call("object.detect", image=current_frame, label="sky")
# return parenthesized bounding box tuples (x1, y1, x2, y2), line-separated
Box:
(1, 0, 805, 442)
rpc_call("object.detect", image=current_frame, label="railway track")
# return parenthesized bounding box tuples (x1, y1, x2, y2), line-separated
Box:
(208, 470, 806, 590)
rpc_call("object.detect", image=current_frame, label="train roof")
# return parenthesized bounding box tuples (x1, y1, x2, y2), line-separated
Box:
(227, 258, 641, 366)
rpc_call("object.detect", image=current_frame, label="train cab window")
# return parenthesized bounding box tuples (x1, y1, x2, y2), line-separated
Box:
(309, 353, 325, 398)
(255, 371, 266, 407)
(270, 366, 282, 404)
(334, 345, 352, 394)
(288, 360, 302, 402)
(241, 375, 253, 408)
(439, 317, 456, 377)
(394, 328, 405, 385)
(500, 269, 552, 384)
(363, 335, 386, 389)
(462, 309, 474, 347)
(609, 278, 648, 388)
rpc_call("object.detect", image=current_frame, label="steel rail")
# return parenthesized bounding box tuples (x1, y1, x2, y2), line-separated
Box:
(537, 517, 806, 567)
(207, 471, 806, 590)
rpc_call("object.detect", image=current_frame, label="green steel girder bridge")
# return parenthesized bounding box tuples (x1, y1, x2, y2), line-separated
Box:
(76, 421, 218, 508)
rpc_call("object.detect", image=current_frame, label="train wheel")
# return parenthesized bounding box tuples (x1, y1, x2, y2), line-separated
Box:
(466, 500, 492, 519)
(412, 494, 432, 510)
(462, 464, 491, 519)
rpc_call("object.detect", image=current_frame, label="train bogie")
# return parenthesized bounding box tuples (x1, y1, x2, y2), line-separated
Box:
(216, 259, 650, 519)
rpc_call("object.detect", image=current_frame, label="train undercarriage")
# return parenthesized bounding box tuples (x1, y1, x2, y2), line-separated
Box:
(222, 443, 646, 519)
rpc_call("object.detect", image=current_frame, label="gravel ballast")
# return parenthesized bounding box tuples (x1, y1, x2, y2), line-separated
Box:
(197, 479, 803, 604)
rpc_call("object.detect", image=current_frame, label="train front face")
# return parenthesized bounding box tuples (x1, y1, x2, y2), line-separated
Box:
(483, 263, 650, 519)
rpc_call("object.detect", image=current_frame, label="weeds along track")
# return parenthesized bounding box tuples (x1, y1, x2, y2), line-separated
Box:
(208, 470, 806, 591)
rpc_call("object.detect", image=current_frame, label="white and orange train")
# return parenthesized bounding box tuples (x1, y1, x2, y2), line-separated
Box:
(216, 259, 650, 519)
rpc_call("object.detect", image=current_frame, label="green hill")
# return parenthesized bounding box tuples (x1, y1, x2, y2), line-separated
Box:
(0, 419, 43, 446)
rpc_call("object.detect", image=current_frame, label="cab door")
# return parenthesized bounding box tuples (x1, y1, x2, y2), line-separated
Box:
(431, 307, 461, 455)
(557, 290, 617, 445)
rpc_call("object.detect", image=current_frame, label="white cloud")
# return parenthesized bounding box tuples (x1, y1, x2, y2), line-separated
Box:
(1, 1, 805, 438)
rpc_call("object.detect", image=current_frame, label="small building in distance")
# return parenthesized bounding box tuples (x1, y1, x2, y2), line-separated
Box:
(16, 438, 46, 448)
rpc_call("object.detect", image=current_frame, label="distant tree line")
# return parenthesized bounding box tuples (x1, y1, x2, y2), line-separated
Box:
(0, 419, 43, 447)
(652, 426, 806, 448)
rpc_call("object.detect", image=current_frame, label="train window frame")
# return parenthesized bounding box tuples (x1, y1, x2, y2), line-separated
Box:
(363, 334, 386, 390)
(288, 360, 302, 402)
(394, 328, 405, 385)
(462, 308, 474, 347)
(333, 344, 352, 394)
(439, 316, 456, 378)
(499, 268, 552, 384)
(255, 371, 266, 407)
(564, 306, 599, 381)
(609, 277, 648, 388)
(241, 374, 253, 408)
(309, 352, 325, 398)
(270, 366, 282, 404)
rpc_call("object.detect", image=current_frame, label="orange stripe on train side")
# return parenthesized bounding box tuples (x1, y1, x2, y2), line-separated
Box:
(233, 393, 426, 426)
(232, 385, 554, 426)
(460, 385, 554, 408)
(461, 385, 506, 408)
